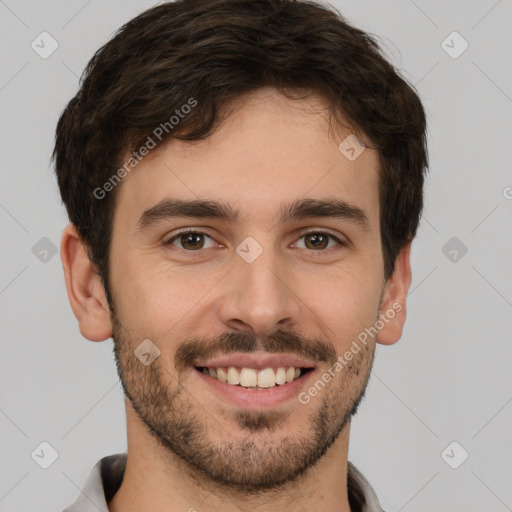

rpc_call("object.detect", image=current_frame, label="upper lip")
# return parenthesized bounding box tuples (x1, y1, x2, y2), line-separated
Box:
(194, 352, 316, 370)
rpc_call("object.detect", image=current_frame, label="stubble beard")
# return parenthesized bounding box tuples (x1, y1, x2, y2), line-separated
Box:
(110, 313, 375, 493)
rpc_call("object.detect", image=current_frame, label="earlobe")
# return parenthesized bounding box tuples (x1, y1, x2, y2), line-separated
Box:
(376, 241, 413, 346)
(60, 223, 113, 342)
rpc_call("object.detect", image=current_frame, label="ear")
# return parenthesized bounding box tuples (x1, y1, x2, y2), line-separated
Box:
(60, 223, 113, 342)
(376, 241, 413, 346)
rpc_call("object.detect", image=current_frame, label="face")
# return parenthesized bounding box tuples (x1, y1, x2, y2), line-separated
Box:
(107, 87, 386, 491)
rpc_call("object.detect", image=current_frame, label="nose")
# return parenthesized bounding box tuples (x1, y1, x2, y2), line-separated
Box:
(217, 239, 302, 336)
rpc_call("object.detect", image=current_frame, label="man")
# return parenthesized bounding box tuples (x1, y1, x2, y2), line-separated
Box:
(55, 0, 427, 510)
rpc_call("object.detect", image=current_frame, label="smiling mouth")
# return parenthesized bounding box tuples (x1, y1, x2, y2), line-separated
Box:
(195, 366, 313, 390)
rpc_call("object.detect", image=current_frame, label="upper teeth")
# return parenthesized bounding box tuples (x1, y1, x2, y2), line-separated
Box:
(202, 366, 302, 388)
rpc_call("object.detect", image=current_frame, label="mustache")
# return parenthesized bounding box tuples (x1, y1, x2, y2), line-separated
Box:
(174, 328, 337, 372)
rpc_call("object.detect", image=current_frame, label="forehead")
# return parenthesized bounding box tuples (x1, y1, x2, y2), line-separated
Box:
(113, 88, 380, 230)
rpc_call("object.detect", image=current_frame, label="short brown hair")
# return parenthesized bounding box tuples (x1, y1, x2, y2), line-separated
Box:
(53, 0, 428, 306)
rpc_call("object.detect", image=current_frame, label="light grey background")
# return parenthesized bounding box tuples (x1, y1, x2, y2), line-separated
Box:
(1, 1, 511, 511)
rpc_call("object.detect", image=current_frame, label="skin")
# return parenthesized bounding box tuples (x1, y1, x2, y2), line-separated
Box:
(61, 86, 412, 512)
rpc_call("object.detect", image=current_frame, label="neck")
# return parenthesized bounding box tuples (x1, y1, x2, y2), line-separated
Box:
(108, 406, 352, 512)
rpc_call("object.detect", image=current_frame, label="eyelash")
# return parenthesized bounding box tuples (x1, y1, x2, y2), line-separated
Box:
(163, 228, 346, 253)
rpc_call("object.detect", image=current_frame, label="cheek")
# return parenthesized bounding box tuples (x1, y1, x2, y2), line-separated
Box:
(113, 259, 222, 339)
(312, 268, 382, 345)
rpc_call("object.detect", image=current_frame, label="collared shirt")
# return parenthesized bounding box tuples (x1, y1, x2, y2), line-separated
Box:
(63, 453, 385, 512)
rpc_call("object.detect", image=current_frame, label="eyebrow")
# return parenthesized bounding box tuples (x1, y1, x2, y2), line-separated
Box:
(135, 197, 371, 232)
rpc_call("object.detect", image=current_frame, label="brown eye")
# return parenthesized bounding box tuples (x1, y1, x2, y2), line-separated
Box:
(305, 233, 328, 250)
(180, 232, 204, 250)
(165, 231, 215, 251)
(295, 232, 343, 251)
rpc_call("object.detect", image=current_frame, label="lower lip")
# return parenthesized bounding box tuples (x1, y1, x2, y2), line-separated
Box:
(194, 368, 315, 409)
